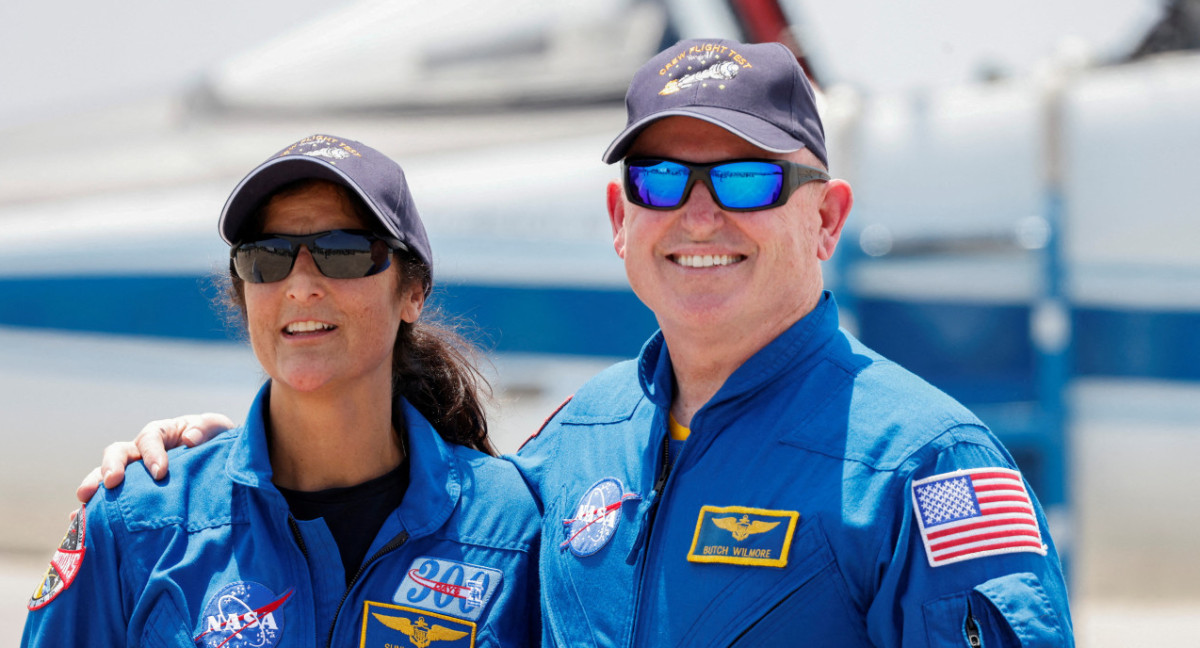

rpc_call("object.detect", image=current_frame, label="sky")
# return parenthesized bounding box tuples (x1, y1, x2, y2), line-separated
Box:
(0, 0, 1162, 129)
(0, 0, 356, 128)
(788, 0, 1160, 91)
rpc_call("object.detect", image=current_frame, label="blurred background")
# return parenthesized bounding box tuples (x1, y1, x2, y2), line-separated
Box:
(2, 0, 1198, 643)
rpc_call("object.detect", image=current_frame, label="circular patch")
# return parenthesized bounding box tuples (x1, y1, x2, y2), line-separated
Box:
(195, 581, 290, 648)
(564, 477, 630, 557)
(28, 506, 87, 611)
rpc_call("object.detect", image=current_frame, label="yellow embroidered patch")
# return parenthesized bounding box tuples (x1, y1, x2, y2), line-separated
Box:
(359, 601, 476, 648)
(687, 505, 800, 568)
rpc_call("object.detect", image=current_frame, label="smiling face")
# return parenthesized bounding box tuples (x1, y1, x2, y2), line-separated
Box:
(243, 181, 424, 395)
(607, 116, 852, 346)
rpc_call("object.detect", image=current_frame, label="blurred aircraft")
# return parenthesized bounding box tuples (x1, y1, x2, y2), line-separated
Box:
(1, 1, 1197, 599)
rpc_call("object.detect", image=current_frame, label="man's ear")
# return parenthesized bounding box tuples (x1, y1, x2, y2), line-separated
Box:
(816, 179, 853, 261)
(607, 180, 628, 260)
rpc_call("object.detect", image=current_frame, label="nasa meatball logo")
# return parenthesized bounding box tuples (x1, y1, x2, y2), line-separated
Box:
(194, 581, 292, 648)
(560, 477, 640, 557)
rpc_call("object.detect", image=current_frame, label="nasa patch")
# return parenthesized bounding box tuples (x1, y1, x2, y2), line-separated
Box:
(28, 506, 87, 610)
(394, 556, 503, 622)
(560, 477, 641, 557)
(193, 581, 292, 648)
(361, 601, 475, 648)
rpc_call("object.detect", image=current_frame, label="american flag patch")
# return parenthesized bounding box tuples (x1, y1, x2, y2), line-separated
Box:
(912, 467, 1046, 567)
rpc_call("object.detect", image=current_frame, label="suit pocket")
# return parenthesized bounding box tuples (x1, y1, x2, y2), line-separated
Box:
(923, 572, 1069, 647)
(680, 517, 871, 648)
(139, 594, 196, 647)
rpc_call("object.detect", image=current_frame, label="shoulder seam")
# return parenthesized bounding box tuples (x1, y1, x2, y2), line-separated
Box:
(517, 394, 573, 451)
(894, 422, 1007, 476)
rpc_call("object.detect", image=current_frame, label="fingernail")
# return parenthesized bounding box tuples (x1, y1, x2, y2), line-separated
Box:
(150, 463, 162, 479)
(100, 468, 111, 483)
(182, 429, 199, 445)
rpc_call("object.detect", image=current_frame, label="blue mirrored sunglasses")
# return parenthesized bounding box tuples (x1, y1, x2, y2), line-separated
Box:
(623, 157, 830, 212)
(230, 229, 399, 284)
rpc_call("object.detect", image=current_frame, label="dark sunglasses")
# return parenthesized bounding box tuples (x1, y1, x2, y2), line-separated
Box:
(230, 229, 399, 284)
(623, 157, 830, 211)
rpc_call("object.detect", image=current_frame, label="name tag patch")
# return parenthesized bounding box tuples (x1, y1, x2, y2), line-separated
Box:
(361, 601, 475, 648)
(393, 557, 502, 622)
(687, 505, 799, 568)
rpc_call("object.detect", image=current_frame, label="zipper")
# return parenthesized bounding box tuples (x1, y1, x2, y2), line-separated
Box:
(658, 438, 672, 492)
(624, 436, 673, 566)
(965, 611, 982, 647)
(285, 515, 315, 644)
(324, 530, 410, 648)
(287, 515, 309, 557)
(626, 433, 674, 647)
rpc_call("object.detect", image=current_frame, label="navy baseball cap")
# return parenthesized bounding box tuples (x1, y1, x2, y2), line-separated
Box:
(219, 134, 433, 275)
(602, 39, 827, 167)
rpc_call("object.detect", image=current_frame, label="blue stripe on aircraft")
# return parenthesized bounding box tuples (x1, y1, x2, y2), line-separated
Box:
(856, 298, 1200, 386)
(0, 275, 659, 359)
(2, 275, 1198, 384)
(1, 275, 233, 341)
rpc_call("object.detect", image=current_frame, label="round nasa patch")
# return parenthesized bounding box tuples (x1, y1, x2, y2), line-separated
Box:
(194, 581, 292, 648)
(562, 477, 639, 557)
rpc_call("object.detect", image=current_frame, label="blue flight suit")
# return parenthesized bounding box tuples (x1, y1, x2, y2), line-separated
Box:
(23, 385, 541, 648)
(514, 292, 1072, 647)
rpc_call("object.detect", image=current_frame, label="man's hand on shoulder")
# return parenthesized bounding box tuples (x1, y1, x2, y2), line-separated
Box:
(75, 413, 235, 502)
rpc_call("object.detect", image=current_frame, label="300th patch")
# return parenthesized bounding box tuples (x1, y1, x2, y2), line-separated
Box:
(28, 506, 87, 610)
(394, 556, 502, 622)
(560, 477, 641, 557)
(687, 505, 800, 568)
(361, 601, 475, 648)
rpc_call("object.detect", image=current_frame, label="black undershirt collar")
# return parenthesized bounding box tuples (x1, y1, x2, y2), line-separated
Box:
(277, 461, 409, 587)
